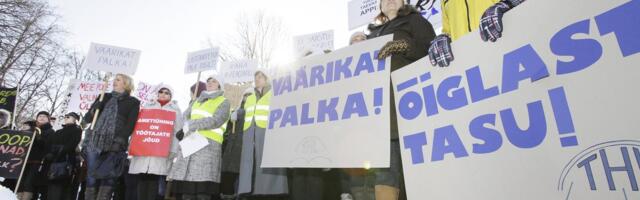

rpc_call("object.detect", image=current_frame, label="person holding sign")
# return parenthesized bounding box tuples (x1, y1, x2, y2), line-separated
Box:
(81, 74, 140, 200)
(128, 85, 183, 200)
(16, 111, 55, 200)
(368, 0, 436, 199)
(168, 75, 230, 200)
(427, 0, 527, 67)
(45, 112, 82, 200)
(238, 71, 288, 199)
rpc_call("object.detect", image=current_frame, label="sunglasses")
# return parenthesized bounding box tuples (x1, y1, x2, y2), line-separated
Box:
(158, 90, 172, 95)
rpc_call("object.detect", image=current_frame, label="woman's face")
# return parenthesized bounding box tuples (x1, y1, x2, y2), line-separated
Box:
(157, 88, 172, 101)
(113, 75, 126, 92)
(206, 79, 220, 91)
(255, 74, 267, 88)
(381, 0, 403, 16)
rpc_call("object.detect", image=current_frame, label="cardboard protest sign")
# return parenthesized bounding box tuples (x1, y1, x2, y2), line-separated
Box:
(348, 0, 379, 30)
(134, 82, 159, 105)
(66, 79, 113, 115)
(129, 109, 177, 157)
(0, 130, 33, 179)
(220, 59, 258, 83)
(262, 35, 393, 168)
(83, 43, 141, 75)
(184, 48, 220, 74)
(293, 30, 334, 58)
(391, 0, 640, 199)
(0, 88, 17, 129)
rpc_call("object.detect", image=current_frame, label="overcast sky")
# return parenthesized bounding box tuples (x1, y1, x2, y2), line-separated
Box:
(48, 0, 365, 108)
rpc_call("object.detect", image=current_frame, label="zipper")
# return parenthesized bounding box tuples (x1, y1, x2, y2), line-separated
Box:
(464, 0, 472, 32)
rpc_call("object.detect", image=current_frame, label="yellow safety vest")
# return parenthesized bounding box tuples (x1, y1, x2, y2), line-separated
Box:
(190, 95, 227, 144)
(441, 0, 499, 41)
(243, 90, 272, 130)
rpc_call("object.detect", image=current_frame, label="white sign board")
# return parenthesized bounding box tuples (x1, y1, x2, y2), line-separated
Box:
(66, 79, 113, 115)
(134, 81, 159, 105)
(184, 48, 220, 74)
(220, 59, 258, 83)
(348, 0, 379, 30)
(293, 30, 334, 58)
(418, 0, 443, 31)
(83, 43, 141, 75)
(391, 0, 640, 199)
(262, 35, 393, 168)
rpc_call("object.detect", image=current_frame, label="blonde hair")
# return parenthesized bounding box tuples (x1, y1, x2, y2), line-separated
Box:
(116, 74, 135, 94)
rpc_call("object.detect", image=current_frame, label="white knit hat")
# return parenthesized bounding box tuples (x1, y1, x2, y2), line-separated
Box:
(206, 74, 225, 91)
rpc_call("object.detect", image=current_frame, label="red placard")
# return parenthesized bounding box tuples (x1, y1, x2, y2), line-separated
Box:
(128, 109, 176, 157)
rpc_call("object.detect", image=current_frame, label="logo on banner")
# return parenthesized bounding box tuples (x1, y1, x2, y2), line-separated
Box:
(558, 140, 640, 199)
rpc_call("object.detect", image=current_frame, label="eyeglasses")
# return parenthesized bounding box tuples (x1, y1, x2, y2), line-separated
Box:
(158, 90, 172, 95)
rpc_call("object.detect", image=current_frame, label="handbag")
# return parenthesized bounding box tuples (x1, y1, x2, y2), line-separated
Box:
(89, 151, 127, 179)
(47, 161, 73, 180)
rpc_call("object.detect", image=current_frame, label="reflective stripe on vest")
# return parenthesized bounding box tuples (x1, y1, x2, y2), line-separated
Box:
(243, 90, 272, 130)
(191, 95, 227, 143)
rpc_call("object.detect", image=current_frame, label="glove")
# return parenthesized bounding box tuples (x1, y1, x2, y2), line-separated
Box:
(176, 129, 185, 141)
(428, 34, 454, 67)
(479, 1, 514, 42)
(377, 40, 410, 60)
(107, 137, 127, 152)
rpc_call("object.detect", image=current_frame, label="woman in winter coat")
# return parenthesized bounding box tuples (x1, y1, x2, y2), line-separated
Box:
(238, 71, 288, 199)
(367, 0, 436, 199)
(82, 73, 141, 200)
(45, 112, 82, 200)
(128, 85, 183, 200)
(168, 75, 230, 200)
(16, 111, 55, 200)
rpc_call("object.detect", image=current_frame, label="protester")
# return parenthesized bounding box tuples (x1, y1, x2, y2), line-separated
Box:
(368, 0, 436, 199)
(220, 88, 253, 200)
(16, 111, 55, 200)
(428, 0, 527, 67)
(238, 71, 289, 199)
(349, 31, 367, 45)
(168, 75, 230, 200)
(129, 85, 183, 200)
(82, 74, 140, 200)
(45, 112, 82, 200)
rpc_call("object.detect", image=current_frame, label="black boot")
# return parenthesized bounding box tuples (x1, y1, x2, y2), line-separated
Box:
(84, 187, 97, 200)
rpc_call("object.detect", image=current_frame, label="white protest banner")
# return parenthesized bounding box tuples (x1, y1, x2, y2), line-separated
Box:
(293, 30, 334, 58)
(220, 59, 258, 83)
(262, 35, 393, 168)
(416, 0, 442, 31)
(348, 0, 379, 30)
(66, 79, 113, 115)
(391, 0, 640, 199)
(83, 43, 141, 75)
(184, 48, 220, 74)
(134, 81, 159, 105)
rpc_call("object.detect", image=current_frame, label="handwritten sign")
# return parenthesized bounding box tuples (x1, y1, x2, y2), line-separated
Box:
(83, 43, 141, 75)
(293, 30, 334, 58)
(0, 130, 33, 179)
(129, 109, 176, 157)
(220, 59, 258, 83)
(184, 48, 220, 74)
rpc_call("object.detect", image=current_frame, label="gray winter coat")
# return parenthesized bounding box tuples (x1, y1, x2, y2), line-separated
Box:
(167, 90, 230, 183)
(238, 86, 289, 195)
(129, 100, 183, 176)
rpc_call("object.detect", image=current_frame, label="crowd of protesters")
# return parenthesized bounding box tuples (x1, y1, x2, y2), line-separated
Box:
(0, 0, 526, 199)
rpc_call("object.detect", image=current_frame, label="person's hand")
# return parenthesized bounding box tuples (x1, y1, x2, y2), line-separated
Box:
(377, 40, 410, 60)
(230, 110, 238, 121)
(176, 129, 185, 141)
(479, 1, 513, 42)
(108, 137, 127, 152)
(428, 34, 454, 67)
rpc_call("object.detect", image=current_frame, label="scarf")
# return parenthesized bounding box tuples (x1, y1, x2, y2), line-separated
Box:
(85, 92, 122, 151)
